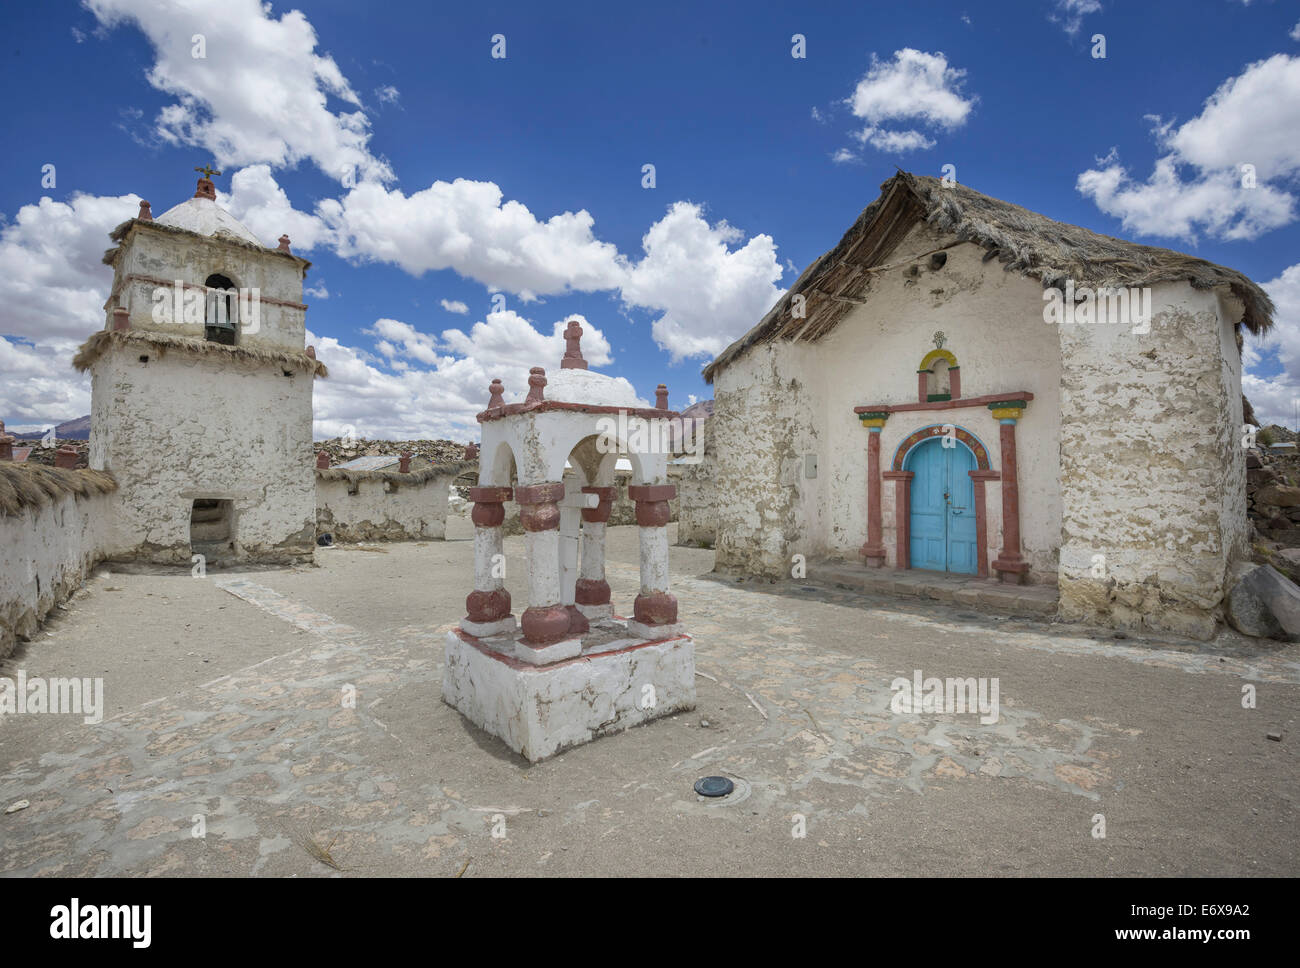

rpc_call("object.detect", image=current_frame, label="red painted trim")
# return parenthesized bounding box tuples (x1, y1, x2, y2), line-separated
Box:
(854, 390, 1033, 415)
(893, 426, 991, 472)
(950, 367, 961, 400)
(917, 371, 928, 404)
(478, 401, 680, 423)
(627, 484, 676, 502)
(968, 469, 1000, 579)
(580, 485, 616, 523)
(991, 421, 1028, 583)
(860, 430, 886, 565)
(122, 274, 309, 311)
(514, 482, 565, 504)
(882, 470, 913, 570)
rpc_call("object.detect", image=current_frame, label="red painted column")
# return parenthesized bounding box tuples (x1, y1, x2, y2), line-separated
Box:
(969, 469, 1000, 579)
(949, 366, 961, 400)
(859, 421, 887, 566)
(628, 483, 678, 627)
(516, 481, 570, 645)
(991, 417, 1029, 584)
(882, 470, 913, 570)
(575, 486, 615, 609)
(917, 371, 928, 404)
(464, 486, 513, 626)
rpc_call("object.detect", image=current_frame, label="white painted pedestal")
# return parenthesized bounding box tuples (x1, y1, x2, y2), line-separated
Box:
(442, 619, 695, 762)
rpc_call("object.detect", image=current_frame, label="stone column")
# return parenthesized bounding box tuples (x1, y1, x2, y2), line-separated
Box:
(462, 486, 514, 636)
(627, 483, 679, 637)
(858, 412, 888, 566)
(576, 485, 616, 620)
(990, 401, 1029, 583)
(882, 470, 914, 569)
(516, 481, 571, 648)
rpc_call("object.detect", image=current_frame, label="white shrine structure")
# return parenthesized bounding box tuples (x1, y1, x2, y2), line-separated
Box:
(442, 320, 695, 761)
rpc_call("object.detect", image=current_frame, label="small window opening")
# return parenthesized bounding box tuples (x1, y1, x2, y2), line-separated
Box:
(139, 355, 150, 364)
(204, 273, 238, 345)
(190, 498, 233, 548)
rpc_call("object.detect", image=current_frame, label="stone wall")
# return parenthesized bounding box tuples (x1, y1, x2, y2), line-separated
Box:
(0, 476, 115, 658)
(1056, 286, 1246, 640)
(316, 465, 468, 542)
(675, 418, 716, 547)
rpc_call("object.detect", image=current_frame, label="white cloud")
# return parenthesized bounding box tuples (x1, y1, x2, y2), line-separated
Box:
(855, 127, 936, 152)
(1292, 20, 1300, 41)
(305, 281, 329, 299)
(1077, 54, 1300, 241)
(830, 148, 859, 164)
(374, 85, 400, 105)
(0, 192, 131, 343)
(309, 311, 631, 440)
(440, 299, 469, 314)
(223, 164, 332, 250)
(620, 202, 784, 363)
(843, 49, 975, 154)
(1050, 0, 1102, 36)
(1244, 263, 1300, 428)
(318, 178, 626, 298)
(85, 0, 392, 185)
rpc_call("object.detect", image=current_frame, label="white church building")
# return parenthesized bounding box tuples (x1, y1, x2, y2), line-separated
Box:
(703, 171, 1273, 640)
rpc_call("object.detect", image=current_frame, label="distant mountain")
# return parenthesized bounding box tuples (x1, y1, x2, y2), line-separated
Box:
(13, 414, 91, 441)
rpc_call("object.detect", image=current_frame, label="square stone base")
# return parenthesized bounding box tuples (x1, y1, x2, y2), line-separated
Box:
(442, 619, 695, 762)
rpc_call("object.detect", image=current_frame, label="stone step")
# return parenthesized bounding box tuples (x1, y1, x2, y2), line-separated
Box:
(808, 560, 1058, 618)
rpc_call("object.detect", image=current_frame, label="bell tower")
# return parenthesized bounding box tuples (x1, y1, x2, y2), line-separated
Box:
(78, 167, 326, 565)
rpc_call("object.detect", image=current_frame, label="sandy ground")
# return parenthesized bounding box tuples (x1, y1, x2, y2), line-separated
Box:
(1, 517, 1297, 877)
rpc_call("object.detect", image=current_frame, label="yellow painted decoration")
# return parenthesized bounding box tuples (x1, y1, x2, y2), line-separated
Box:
(919, 348, 958, 372)
(859, 417, 887, 429)
(990, 407, 1022, 420)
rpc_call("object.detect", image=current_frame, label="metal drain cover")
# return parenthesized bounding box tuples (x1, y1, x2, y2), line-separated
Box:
(694, 775, 734, 798)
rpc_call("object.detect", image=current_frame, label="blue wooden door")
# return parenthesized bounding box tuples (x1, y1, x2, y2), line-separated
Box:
(908, 437, 978, 574)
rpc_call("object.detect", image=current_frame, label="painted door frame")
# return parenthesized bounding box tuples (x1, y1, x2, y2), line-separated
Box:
(884, 424, 999, 578)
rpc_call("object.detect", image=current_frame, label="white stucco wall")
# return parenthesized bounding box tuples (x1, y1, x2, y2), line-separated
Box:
(316, 474, 455, 542)
(808, 234, 1063, 580)
(90, 346, 316, 564)
(0, 489, 114, 657)
(1056, 282, 1248, 638)
(712, 227, 1062, 581)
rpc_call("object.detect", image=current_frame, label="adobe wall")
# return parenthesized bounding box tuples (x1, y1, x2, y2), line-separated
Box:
(316, 471, 460, 542)
(90, 347, 316, 565)
(0, 478, 115, 658)
(1057, 284, 1247, 639)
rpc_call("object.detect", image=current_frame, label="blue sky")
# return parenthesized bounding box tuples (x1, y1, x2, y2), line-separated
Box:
(2, 0, 1299, 438)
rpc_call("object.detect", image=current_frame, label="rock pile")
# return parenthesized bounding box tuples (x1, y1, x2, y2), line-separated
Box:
(314, 436, 472, 466)
(1247, 446, 1300, 539)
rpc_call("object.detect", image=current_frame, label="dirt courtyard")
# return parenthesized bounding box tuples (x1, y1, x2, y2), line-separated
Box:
(1, 517, 1297, 877)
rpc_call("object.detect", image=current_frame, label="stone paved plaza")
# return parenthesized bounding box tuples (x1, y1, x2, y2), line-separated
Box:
(1, 519, 1297, 877)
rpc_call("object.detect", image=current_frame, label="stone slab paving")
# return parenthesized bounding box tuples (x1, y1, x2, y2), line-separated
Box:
(1, 521, 1297, 877)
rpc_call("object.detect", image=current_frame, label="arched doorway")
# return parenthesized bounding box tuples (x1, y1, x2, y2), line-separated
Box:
(905, 436, 978, 574)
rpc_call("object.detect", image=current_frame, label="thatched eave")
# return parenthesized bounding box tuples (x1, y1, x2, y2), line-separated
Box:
(72, 329, 328, 378)
(702, 171, 1274, 383)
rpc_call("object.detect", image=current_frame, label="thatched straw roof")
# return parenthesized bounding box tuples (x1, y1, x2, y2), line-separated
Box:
(315, 460, 476, 489)
(0, 464, 117, 518)
(73, 329, 328, 377)
(703, 171, 1274, 383)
